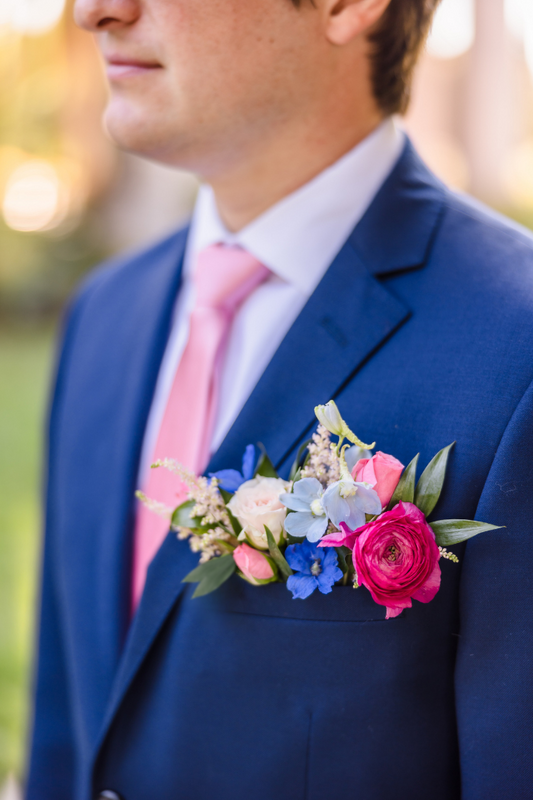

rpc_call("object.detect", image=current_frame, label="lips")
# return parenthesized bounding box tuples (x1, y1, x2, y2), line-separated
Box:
(105, 55, 162, 80)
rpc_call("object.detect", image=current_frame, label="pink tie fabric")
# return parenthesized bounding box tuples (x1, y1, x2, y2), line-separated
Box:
(132, 244, 270, 611)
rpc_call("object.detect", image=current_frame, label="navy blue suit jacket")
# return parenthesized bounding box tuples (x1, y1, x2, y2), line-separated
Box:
(26, 141, 533, 800)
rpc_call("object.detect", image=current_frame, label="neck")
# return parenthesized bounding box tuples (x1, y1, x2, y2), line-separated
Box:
(206, 106, 384, 233)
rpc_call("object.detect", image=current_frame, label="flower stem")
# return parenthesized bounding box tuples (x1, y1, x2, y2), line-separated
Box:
(335, 435, 345, 456)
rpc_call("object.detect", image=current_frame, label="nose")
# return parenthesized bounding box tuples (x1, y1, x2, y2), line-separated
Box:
(74, 0, 140, 32)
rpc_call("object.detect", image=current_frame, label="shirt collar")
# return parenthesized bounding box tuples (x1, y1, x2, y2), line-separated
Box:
(187, 117, 404, 296)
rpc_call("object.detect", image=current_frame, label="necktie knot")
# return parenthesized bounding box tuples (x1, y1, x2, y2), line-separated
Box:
(194, 244, 270, 314)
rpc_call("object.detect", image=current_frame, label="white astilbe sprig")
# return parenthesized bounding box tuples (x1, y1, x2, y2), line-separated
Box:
(149, 458, 235, 561)
(152, 458, 200, 491)
(301, 425, 341, 487)
(189, 535, 227, 564)
(135, 491, 173, 520)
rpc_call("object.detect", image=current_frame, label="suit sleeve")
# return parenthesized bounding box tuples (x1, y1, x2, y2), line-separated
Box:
(455, 377, 533, 799)
(25, 289, 91, 799)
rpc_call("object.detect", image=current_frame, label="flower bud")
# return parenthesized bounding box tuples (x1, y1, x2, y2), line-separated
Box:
(352, 451, 404, 507)
(233, 544, 277, 586)
(314, 400, 344, 436)
(315, 400, 375, 451)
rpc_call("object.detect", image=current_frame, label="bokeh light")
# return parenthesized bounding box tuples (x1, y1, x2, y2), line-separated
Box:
(2, 160, 68, 232)
(0, 0, 66, 35)
(427, 0, 475, 60)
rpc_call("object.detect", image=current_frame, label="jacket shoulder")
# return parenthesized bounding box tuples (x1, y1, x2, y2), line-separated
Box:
(72, 226, 189, 311)
(432, 190, 533, 308)
(54, 226, 188, 374)
(441, 190, 533, 258)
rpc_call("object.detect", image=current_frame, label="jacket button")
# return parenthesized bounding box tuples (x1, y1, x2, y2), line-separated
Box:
(97, 793, 123, 800)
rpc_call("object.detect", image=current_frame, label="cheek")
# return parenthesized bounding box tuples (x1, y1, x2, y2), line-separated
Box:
(156, 0, 311, 112)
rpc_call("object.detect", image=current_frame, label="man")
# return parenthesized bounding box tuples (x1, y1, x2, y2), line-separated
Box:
(26, 0, 533, 798)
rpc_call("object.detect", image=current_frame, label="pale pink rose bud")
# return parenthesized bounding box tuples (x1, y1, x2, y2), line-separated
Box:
(233, 544, 276, 585)
(352, 451, 404, 507)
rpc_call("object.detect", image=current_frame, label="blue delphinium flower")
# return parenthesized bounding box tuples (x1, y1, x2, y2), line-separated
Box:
(322, 477, 381, 531)
(209, 444, 256, 493)
(286, 539, 343, 600)
(280, 477, 329, 542)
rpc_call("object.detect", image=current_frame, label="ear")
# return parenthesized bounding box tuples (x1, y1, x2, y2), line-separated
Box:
(324, 0, 392, 47)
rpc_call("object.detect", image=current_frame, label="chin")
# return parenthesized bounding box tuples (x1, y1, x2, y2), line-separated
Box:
(103, 100, 215, 173)
(103, 102, 157, 156)
(103, 100, 206, 171)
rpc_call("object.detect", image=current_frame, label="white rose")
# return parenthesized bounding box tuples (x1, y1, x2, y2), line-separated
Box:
(228, 477, 290, 550)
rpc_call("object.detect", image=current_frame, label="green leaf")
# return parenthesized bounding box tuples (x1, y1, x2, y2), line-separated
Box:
(430, 519, 504, 547)
(335, 545, 352, 575)
(219, 488, 233, 504)
(254, 448, 278, 479)
(214, 488, 242, 535)
(387, 454, 419, 509)
(182, 554, 236, 598)
(289, 440, 311, 481)
(265, 526, 293, 579)
(214, 539, 237, 555)
(291, 468, 302, 484)
(414, 442, 455, 518)
(172, 500, 200, 530)
(226, 507, 242, 536)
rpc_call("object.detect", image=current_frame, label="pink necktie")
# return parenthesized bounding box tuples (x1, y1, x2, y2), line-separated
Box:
(132, 244, 270, 610)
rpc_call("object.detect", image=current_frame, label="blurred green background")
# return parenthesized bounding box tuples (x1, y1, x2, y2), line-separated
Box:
(1, 0, 533, 789)
(0, 327, 53, 778)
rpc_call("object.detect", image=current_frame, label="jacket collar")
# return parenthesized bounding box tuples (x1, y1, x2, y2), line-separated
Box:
(349, 137, 445, 276)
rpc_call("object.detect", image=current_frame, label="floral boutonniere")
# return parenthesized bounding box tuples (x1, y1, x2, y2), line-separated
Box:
(138, 400, 503, 619)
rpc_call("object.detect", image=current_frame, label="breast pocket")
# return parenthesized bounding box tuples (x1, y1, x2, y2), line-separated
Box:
(210, 573, 390, 622)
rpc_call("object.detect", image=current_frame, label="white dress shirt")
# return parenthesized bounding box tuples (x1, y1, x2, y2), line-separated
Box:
(138, 118, 404, 482)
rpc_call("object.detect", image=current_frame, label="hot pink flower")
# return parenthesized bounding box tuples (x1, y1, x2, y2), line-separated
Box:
(352, 502, 441, 619)
(233, 543, 276, 585)
(352, 451, 404, 507)
(319, 523, 360, 551)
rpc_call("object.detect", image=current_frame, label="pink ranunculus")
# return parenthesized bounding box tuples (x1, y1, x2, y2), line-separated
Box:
(319, 522, 361, 551)
(352, 502, 441, 619)
(352, 451, 404, 507)
(233, 543, 276, 585)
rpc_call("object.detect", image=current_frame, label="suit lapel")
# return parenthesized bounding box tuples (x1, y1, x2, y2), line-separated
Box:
(69, 230, 188, 739)
(95, 532, 198, 755)
(207, 238, 410, 473)
(96, 139, 446, 755)
(208, 139, 445, 473)
(99, 231, 189, 650)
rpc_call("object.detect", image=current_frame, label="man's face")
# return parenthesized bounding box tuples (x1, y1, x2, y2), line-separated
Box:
(75, 0, 327, 175)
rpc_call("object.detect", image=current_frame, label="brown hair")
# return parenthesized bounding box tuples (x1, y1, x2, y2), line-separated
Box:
(368, 0, 442, 114)
(292, 0, 442, 116)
